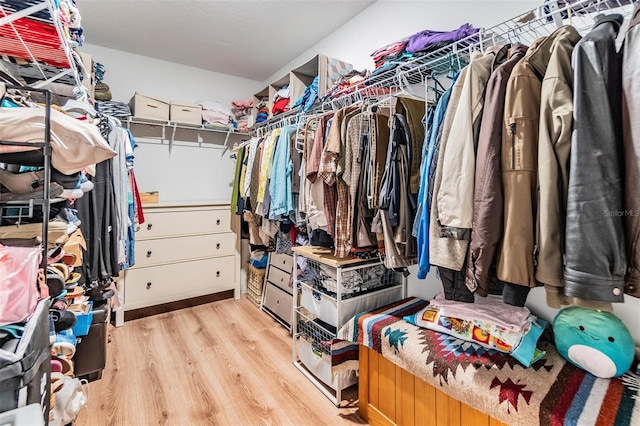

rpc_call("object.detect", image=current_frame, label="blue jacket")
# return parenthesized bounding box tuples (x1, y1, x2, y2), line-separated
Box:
(416, 78, 457, 279)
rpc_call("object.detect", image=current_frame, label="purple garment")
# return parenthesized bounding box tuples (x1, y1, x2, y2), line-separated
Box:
(406, 23, 480, 54)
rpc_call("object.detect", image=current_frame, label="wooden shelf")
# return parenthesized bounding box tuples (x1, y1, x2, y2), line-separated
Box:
(292, 245, 377, 268)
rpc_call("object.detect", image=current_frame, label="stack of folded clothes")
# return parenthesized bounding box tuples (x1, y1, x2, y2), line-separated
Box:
(319, 70, 369, 102)
(365, 22, 480, 83)
(231, 99, 253, 133)
(291, 76, 319, 112)
(199, 101, 234, 130)
(255, 100, 269, 124)
(271, 85, 290, 116)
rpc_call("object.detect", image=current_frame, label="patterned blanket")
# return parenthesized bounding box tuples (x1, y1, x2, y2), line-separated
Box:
(334, 297, 640, 426)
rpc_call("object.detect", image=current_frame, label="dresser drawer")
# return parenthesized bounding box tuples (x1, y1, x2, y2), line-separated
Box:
(124, 256, 236, 309)
(136, 208, 231, 239)
(267, 264, 292, 294)
(133, 233, 235, 267)
(262, 282, 292, 327)
(270, 252, 293, 273)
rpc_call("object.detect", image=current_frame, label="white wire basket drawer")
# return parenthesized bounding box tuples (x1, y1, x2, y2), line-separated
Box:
(295, 307, 336, 356)
(299, 257, 398, 299)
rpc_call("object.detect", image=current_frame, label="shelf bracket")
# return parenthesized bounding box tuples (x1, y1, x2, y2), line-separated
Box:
(219, 130, 232, 159)
(0, 3, 48, 27)
(31, 69, 72, 88)
(169, 122, 177, 156)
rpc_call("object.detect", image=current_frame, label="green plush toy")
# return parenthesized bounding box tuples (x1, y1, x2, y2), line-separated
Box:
(553, 306, 634, 378)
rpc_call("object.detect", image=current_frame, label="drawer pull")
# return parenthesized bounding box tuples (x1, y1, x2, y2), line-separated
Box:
(147, 223, 153, 230)
(216, 219, 221, 225)
(216, 271, 220, 277)
(146, 282, 152, 289)
(146, 250, 152, 258)
(135, 226, 140, 232)
(216, 243, 221, 249)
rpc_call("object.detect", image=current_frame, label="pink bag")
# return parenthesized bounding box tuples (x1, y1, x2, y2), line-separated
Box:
(0, 244, 42, 326)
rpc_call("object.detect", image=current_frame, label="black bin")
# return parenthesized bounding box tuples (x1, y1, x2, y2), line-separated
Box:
(73, 301, 110, 381)
(0, 299, 52, 425)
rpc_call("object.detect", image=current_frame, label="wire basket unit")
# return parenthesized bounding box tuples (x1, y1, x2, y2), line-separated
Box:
(300, 257, 398, 300)
(295, 307, 337, 356)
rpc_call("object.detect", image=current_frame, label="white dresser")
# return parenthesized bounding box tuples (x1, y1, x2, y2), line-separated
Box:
(115, 201, 240, 325)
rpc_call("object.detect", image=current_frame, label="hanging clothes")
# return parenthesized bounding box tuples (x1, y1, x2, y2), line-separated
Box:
(622, 3, 640, 299)
(467, 44, 528, 296)
(319, 106, 359, 257)
(396, 97, 426, 194)
(368, 113, 390, 210)
(436, 46, 505, 275)
(535, 27, 582, 306)
(269, 125, 297, 219)
(108, 125, 132, 267)
(306, 114, 332, 235)
(230, 145, 245, 215)
(497, 34, 548, 289)
(376, 113, 417, 268)
(564, 14, 626, 308)
(415, 78, 457, 280)
(428, 66, 468, 272)
(242, 137, 261, 199)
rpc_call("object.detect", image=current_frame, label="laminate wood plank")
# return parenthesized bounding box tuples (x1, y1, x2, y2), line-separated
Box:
(377, 355, 397, 421)
(75, 296, 364, 426)
(415, 375, 437, 426)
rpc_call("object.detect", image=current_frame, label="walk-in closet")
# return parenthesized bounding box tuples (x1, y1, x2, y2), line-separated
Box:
(1, 1, 639, 425)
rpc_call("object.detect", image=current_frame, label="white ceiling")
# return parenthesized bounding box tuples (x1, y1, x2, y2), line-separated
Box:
(78, 0, 376, 82)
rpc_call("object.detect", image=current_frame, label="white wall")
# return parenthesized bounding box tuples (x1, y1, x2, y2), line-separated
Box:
(81, 44, 261, 201)
(271, 0, 640, 344)
(82, 43, 263, 105)
(265, 0, 541, 85)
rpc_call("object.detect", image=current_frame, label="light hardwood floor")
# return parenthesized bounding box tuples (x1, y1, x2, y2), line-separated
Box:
(75, 296, 367, 426)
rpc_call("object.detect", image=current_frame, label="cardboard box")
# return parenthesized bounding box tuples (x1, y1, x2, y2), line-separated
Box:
(170, 101, 202, 126)
(129, 92, 170, 122)
(139, 191, 159, 204)
(79, 52, 94, 101)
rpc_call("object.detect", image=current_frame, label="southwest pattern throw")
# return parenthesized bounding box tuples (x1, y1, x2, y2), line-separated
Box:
(333, 297, 639, 425)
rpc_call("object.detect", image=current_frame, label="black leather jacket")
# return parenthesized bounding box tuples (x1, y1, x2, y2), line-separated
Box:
(564, 14, 627, 303)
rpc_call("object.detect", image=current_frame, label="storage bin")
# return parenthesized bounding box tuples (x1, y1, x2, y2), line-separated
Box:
(303, 258, 396, 297)
(0, 299, 51, 424)
(71, 301, 93, 337)
(74, 301, 110, 381)
(299, 282, 403, 328)
(298, 338, 357, 390)
(170, 101, 202, 126)
(246, 264, 265, 307)
(129, 92, 170, 121)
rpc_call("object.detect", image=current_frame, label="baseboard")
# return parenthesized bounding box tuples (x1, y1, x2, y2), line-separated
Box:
(123, 290, 235, 322)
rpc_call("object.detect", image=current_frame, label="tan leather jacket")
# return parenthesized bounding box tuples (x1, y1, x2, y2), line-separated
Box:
(536, 26, 581, 307)
(496, 36, 547, 288)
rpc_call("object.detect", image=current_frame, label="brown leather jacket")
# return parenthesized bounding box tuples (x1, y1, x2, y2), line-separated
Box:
(623, 4, 640, 299)
(467, 44, 528, 296)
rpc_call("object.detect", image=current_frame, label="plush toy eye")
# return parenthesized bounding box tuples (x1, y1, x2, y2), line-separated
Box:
(579, 325, 585, 331)
(608, 336, 615, 342)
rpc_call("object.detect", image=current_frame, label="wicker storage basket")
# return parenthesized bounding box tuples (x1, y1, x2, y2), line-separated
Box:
(246, 264, 266, 307)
